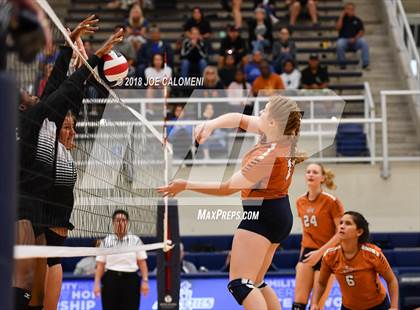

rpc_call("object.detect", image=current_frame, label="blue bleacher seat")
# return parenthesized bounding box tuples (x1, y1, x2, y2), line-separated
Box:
(62, 233, 420, 273)
(336, 124, 369, 156)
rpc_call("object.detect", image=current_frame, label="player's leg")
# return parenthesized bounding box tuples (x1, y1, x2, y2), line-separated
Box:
(229, 229, 271, 310)
(13, 220, 36, 309)
(43, 227, 67, 310)
(293, 261, 315, 309)
(28, 233, 47, 309)
(312, 272, 335, 309)
(255, 243, 282, 310)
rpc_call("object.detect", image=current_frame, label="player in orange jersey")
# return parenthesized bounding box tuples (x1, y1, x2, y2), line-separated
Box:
(311, 211, 399, 310)
(293, 163, 344, 310)
(159, 95, 303, 309)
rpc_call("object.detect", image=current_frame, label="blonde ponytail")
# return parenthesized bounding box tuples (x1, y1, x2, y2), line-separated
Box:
(267, 95, 305, 164)
(323, 167, 337, 190)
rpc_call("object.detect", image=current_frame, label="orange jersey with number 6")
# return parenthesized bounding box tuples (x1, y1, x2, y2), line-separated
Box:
(320, 243, 390, 309)
(296, 192, 344, 249)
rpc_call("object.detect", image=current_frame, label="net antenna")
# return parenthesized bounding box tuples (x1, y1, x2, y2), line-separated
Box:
(162, 52, 174, 252)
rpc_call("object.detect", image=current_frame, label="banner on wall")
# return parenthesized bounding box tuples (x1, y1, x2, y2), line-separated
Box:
(58, 276, 343, 310)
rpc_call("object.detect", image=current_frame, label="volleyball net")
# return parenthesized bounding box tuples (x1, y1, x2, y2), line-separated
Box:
(10, 1, 173, 259)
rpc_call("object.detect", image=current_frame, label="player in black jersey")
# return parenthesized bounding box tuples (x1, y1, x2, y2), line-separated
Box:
(14, 15, 123, 309)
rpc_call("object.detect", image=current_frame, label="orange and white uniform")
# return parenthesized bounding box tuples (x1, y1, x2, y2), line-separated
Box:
(296, 192, 344, 249)
(241, 141, 295, 200)
(237, 116, 296, 244)
(320, 243, 391, 309)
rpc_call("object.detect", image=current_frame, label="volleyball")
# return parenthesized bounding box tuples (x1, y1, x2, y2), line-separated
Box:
(98, 50, 128, 86)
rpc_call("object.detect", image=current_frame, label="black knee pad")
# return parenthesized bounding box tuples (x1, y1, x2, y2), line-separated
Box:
(255, 281, 268, 289)
(45, 229, 66, 267)
(227, 278, 255, 305)
(292, 302, 307, 310)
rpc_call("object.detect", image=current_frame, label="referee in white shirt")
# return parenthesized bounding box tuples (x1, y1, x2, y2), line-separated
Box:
(94, 210, 149, 310)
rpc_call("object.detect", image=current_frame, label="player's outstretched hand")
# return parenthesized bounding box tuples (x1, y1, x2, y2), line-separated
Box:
(157, 179, 187, 197)
(69, 14, 99, 42)
(95, 29, 124, 58)
(194, 121, 214, 145)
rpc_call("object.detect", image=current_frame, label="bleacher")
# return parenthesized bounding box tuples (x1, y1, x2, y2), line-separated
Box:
(62, 232, 420, 276)
(65, 0, 366, 95)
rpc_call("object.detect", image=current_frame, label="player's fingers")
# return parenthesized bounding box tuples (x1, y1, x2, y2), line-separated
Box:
(87, 18, 99, 25)
(85, 26, 99, 31)
(156, 187, 167, 193)
(83, 14, 97, 23)
(84, 30, 97, 36)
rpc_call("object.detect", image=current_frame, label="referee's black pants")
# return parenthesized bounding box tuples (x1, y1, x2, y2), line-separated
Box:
(101, 270, 140, 310)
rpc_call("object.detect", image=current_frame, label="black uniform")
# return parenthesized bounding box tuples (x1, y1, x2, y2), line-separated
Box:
(17, 45, 100, 231)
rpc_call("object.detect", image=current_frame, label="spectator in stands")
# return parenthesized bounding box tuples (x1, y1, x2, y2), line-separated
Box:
(37, 43, 59, 66)
(287, 0, 319, 28)
(145, 53, 172, 81)
(83, 40, 94, 57)
(199, 66, 225, 98)
(244, 50, 264, 84)
(136, 25, 173, 78)
(36, 64, 53, 97)
(180, 243, 198, 274)
(254, 0, 280, 24)
(184, 7, 212, 41)
(113, 25, 137, 77)
(272, 27, 297, 74)
(167, 106, 194, 159)
(94, 210, 149, 310)
(301, 54, 329, 89)
(199, 104, 227, 159)
(126, 4, 148, 51)
(218, 53, 237, 87)
(167, 105, 185, 135)
(107, 0, 139, 10)
(180, 27, 208, 78)
(233, 0, 243, 28)
(218, 24, 248, 68)
(336, 3, 369, 70)
(220, 0, 243, 28)
(248, 6, 273, 54)
(281, 59, 301, 90)
(227, 69, 252, 113)
(252, 60, 285, 96)
(145, 53, 172, 97)
(36, 43, 58, 89)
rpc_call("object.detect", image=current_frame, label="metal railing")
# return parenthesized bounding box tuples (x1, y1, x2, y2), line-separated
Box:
(388, 0, 420, 96)
(407, 13, 420, 53)
(78, 85, 420, 178)
(380, 90, 420, 179)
